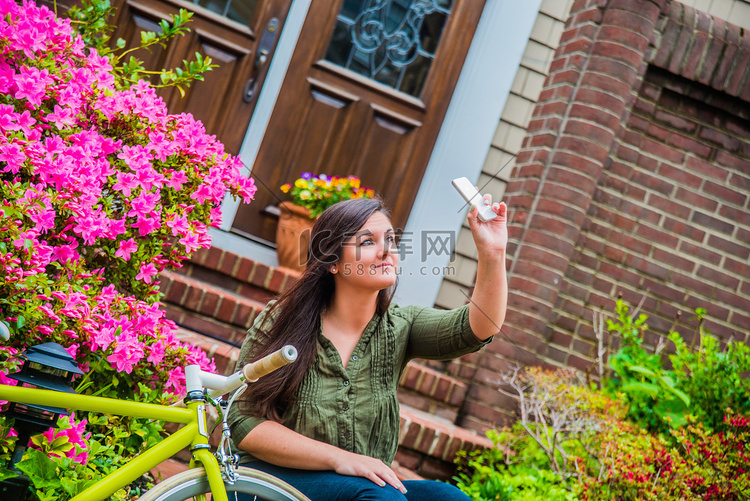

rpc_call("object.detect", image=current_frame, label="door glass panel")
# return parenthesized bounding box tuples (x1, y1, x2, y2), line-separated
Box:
(323, 0, 453, 97)
(191, 0, 258, 26)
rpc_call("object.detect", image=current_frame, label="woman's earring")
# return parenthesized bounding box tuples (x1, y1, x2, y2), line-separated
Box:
(331, 266, 337, 274)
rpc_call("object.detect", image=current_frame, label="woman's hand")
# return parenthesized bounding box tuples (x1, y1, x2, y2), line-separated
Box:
(467, 193, 508, 261)
(331, 450, 407, 494)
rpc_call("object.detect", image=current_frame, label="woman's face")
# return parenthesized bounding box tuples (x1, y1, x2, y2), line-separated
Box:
(334, 212, 398, 291)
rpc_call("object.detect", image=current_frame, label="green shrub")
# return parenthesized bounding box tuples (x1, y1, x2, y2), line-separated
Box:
(454, 428, 579, 501)
(605, 300, 750, 433)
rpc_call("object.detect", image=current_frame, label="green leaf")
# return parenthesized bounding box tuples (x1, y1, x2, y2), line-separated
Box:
(654, 400, 689, 427)
(50, 436, 75, 453)
(15, 449, 60, 490)
(0, 466, 19, 482)
(620, 382, 659, 399)
(60, 476, 78, 495)
(141, 31, 156, 45)
(628, 365, 657, 378)
(658, 374, 676, 389)
(662, 385, 691, 407)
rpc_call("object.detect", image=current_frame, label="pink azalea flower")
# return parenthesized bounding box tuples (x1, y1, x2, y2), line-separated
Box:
(37, 324, 54, 335)
(107, 218, 127, 238)
(29, 208, 56, 233)
(14, 65, 53, 106)
(107, 332, 144, 373)
(113, 172, 139, 197)
(90, 326, 115, 351)
(136, 262, 158, 283)
(209, 207, 222, 227)
(115, 238, 138, 261)
(165, 367, 185, 394)
(117, 144, 151, 171)
(166, 170, 188, 190)
(166, 214, 189, 237)
(128, 191, 160, 218)
(147, 339, 166, 365)
(65, 343, 78, 359)
(13, 230, 38, 249)
(132, 215, 160, 236)
(0, 142, 25, 174)
(99, 284, 118, 305)
(135, 166, 164, 191)
(46, 105, 75, 129)
(179, 231, 200, 253)
(148, 130, 175, 161)
(52, 242, 80, 263)
(16, 110, 36, 135)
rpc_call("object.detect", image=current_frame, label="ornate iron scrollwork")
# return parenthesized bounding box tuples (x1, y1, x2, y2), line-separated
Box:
(351, 0, 439, 76)
(325, 0, 452, 97)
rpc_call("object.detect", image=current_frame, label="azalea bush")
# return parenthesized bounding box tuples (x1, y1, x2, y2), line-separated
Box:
(0, 0, 256, 498)
(280, 172, 375, 218)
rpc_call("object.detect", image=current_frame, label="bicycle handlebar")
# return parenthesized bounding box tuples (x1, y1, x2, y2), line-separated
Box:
(184, 345, 298, 399)
(242, 345, 297, 382)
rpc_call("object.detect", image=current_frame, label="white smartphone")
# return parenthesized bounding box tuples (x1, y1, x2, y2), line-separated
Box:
(451, 177, 497, 222)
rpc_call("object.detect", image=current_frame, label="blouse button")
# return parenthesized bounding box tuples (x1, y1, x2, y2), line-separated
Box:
(343, 404, 349, 411)
(351, 355, 358, 361)
(343, 380, 350, 386)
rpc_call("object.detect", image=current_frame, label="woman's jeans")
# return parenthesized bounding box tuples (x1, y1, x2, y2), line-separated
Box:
(239, 460, 472, 501)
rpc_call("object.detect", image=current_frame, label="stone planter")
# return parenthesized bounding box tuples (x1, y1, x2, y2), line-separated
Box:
(275, 201, 315, 272)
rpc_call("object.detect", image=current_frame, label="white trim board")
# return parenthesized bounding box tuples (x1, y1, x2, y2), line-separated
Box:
(394, 0, 542, 307)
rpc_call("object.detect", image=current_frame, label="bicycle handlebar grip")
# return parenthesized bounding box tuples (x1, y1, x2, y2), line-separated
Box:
(243, 345, 298, 382)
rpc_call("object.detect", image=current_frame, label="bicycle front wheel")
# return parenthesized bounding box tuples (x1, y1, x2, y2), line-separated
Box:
(139, 466, 310, 501)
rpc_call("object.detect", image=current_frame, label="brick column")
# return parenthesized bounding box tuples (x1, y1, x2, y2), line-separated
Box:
(459, 0, 671, 431)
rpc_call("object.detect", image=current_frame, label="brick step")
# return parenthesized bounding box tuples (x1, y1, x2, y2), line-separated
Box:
(395, 405, 493, 480)
(183, 248, 299, 304)
(175, 326, 242, 376)
(397, 362, 468, 422)
(160, 270, 269, 349)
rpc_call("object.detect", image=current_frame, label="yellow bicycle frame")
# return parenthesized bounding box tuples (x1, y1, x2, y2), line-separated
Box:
(0, 384, 230, 501)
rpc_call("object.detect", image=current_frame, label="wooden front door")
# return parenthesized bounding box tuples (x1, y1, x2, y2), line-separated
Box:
(108, 0, 294, 154)
(232, 0, 487, 244)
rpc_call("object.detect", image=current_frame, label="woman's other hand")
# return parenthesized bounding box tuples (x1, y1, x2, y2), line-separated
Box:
(332, 450, 407, 494)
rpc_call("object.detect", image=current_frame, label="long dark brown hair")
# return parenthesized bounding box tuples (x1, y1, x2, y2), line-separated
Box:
(239, 197, 397, 421)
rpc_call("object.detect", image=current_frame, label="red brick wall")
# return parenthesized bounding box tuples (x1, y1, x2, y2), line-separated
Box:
(457, 0, 750, 431)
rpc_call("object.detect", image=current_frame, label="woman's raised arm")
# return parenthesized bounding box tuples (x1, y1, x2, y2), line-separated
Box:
(466, 198, 508, 341)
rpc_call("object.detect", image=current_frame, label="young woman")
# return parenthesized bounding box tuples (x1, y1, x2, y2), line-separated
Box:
(229, 194, 508, 501)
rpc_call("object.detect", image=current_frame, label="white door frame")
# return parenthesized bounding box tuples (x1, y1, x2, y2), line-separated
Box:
(211, 0, 541, 307)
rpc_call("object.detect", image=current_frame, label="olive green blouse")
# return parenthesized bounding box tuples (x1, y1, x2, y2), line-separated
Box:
(227, 302, 490, 465)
